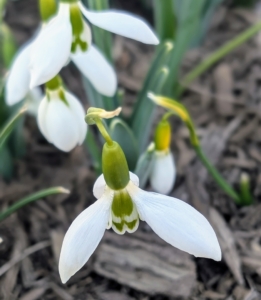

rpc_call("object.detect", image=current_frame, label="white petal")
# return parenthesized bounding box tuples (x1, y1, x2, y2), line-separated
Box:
(5, 42, 32, 105)
(40, 96, 82, 152)
(26, 87, 43, 116)
(129, 184, 221, 261)
(37, 96, 50, 141)
(93, 174, 106, 199)
(30, 4, 72, 88)
(59, 190, 113, 283)
(80, 20, 92, 50)
(79, 3, 159, 45)
(71, 45, 117, 97)
(64, 91, 87, 144)
(130, 172, 139, 187)
(150, 151, 176, 194)
(93, 172, 139, 199)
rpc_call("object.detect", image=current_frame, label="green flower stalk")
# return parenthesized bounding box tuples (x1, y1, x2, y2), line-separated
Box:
(148, 93, 242, 204)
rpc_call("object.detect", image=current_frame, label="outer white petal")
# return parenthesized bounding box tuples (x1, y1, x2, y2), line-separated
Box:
(150, 151, 176, 194)
(39, 96, 83, 152)
(26, 87, 43, 116)
(93, 174, 106, 199)
(64, 91, 87, 144)
(129, 184, 221, 261)
(5, 42, 32, 105)
(30, 4, 72, 88)
(93, 172, 139, 199)
(71, 45, 117, 97)
(79, 3, 159, 45)
(59, 190, 113, 283)
(130, 172, 139, 187)
(37, 96, 50, 141)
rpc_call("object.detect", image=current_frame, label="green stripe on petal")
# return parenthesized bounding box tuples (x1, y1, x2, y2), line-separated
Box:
(111, 190, 139, 234)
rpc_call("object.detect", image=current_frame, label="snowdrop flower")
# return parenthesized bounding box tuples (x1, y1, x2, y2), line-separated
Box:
(5, 0, 57, 106)
(59, 140, 221, 283)
(38, 76, 87, 152)
(30, 1, 159, 96)
(150, 119, 176, 194)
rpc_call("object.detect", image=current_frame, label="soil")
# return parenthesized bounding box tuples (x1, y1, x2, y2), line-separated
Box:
(1, 1, 261, 299)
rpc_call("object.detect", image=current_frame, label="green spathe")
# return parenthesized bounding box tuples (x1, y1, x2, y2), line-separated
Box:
(39, 0, 57, 22)
(102, 142, 130, 190)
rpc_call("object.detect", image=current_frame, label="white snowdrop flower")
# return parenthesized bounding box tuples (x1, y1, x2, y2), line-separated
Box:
(38, 76, 87, 152)
(150, 119, 176, 194)
(59, 141, 221, 284)
(30, 1, 159, 96)
(5, 0, 57, 106)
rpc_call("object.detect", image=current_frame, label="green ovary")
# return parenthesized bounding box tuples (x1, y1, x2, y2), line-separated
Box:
(111, 190, 139, 234)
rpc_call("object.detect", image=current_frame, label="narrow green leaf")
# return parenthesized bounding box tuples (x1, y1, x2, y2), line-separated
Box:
(84, 128, 102, 174)
(134, 144, 155, 189)
(164, 0, 207, 95)
(0, 187, 70, 222)
(132, 67, 170, 153)
(0, 145, 13, 180)
(85, 0, 113, 62)
(133, 41, 174, 108)
(153, 0, 176, 41)
(0, 106, 27, 150)
(110, 118, 139, 171)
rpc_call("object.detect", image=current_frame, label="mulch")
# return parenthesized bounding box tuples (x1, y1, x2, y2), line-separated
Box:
(1, 1, 261, 299)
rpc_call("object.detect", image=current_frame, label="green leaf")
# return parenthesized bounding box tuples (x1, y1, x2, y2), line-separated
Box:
(130, 41, 174, 154)
(0, 106, 27, 150)
(0, 145, 13, 180)
(191, 0, 224, 46)
(110, 118, 139, 171)
(9, 115, 26, 158)
(164, 0, 207, 95)
(84, 128, 102, 174)
(131, 67, 170, 153)
(153, 0, 176, 41)
(85, 0, 113, 62)
(0, 187, 70, 222)
(134, 144, 155, 189)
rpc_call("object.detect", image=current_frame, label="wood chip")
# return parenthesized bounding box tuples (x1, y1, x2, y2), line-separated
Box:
(209, 208, 244, 285)
(94, 231, 196, 297)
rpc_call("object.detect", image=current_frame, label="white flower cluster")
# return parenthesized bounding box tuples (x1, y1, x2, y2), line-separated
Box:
(6, 0, 159, 151)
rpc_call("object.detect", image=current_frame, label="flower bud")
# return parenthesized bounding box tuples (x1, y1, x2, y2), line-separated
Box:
(102, 141, 130, 190)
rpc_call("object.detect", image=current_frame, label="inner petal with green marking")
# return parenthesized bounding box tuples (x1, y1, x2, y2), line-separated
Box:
(70, 4, 91, 53)
(111, 189, 139, 235)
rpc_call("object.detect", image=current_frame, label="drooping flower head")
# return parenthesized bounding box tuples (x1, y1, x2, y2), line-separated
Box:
(30, 0, 159, 96)
(38, 75, 87, 152)
(58, 107, 221, 284)
(150, 118, 176, 194)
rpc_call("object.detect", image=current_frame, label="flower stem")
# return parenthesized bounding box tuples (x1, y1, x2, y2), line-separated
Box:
(194, 146, 241, 204)
(153, 0, 176, 41)
(179, 20, 261, 95)
(0, 187, 70, 222)
(95, 118, 113, 146)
